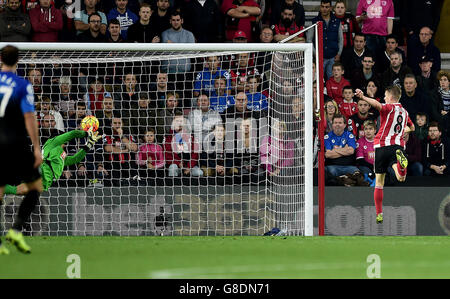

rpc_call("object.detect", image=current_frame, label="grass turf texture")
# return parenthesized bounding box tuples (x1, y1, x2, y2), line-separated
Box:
(1, 236, 450, 279)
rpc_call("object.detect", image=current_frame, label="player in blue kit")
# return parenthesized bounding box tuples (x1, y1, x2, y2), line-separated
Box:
(0, 45, 43, 255)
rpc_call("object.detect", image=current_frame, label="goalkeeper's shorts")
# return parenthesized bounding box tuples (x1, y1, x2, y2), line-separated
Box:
(0, 145, 41, 187)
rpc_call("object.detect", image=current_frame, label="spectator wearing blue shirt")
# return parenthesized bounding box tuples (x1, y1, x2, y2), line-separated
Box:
(209, 77, 235, 113)
(107, 0, 138, 41)
(324, 114, 360, 179)
(193, 55, 231, 98)
(245, 75, 268, 111)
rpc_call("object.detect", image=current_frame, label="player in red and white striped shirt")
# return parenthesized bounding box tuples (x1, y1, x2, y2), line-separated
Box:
(355, 85, 415, 224)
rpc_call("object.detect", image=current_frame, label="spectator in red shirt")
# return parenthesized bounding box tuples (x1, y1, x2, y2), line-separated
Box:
(325, 62, 350, 105)
(273, 5, 304, 43)
(29, 0, 63, 42)
(221, 0, 261, 42)
(338, 85, 358, 121)
(103, 116, 139, 185)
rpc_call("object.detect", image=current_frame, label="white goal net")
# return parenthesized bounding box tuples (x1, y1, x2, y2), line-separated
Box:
(0, 43, 313, 236)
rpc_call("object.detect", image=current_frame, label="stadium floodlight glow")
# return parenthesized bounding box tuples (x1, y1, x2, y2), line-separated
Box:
(0, 41, 319, 237)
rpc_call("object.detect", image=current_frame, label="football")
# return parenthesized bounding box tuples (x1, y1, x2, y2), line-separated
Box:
(81, 115, 99, 132)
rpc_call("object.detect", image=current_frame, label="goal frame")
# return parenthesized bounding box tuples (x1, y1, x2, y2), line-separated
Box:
(0, 41, 315, 236)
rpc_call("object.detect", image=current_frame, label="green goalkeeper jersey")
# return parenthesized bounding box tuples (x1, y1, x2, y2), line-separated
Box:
(3, 130, 89, 194)
(41, 130, 89, 191)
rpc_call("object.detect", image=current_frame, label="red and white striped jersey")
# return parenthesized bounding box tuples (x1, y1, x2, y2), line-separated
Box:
(374, 103, 413, 149)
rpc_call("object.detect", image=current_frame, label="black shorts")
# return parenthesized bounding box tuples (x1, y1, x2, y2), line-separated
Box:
(374, 145, 404, 174)
(0, 145, 41, 187)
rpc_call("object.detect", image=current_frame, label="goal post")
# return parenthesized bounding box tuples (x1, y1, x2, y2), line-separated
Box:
(0, 41, 317, 237)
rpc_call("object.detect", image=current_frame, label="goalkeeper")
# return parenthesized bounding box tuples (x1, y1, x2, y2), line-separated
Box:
(4, 129, 101, 196)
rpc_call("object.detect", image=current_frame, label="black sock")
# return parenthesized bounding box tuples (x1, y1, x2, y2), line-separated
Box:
(13, 190, 40, 231)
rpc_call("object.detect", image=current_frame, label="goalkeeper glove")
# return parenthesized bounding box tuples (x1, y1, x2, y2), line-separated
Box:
(83, 129, 101, 151)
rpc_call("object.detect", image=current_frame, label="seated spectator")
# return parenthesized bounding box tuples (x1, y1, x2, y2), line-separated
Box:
(103, 116, 139, 185)
(416, 55, 438, 97)
(107, 19, 124, 42)
(27, 67, 49, 103)
(323, 98, 339, 134)
(221, 0, 261, 42)
(222, 91, 262, 123)
(334, 0, 359, 49)
(84, 77, 106, 113)
(270, 0, 305, 30)
(182, 0, 223, 43)
(338, 85, 358, 121)
(53, 76, 76, 120)
(39, 113, 61, 144)
(245, 75, 268, 111)
(149, 71, 175, 109)
(127, 3, 159, 43)
(272, 5, 304, 43)
(0, 0, 31, 41)
(340, 33, 371, 79)
(365, 80, 382, 104)
(200, 124, 234, 177)
(193, 56, 231, 98)
(324, 114, 367, 186)
(232, 117, 262, 182)
(65, 101, 88, 131)
(188, 93, 223, 145)
(36, 96, 65, 132)
(164, 112, 203, 177)
(355, 119, 376, 179)
(413, 112, 429, 142)
(259, 25, 274, 43)
(114, 70, 140, 113)
(431, 70, 450, 135)
(77, 12, 108, 42)
(136, 128, 165, 180)
(350, 53, 381, 93)
(260, 119, 295, 177)
(155, 92, 183, 142)
(407, 26, 441, 76)
(74, 0, 107, 36)
(382, 51, 413, 90)
(348, 98, 378, 140)
(232, 30, 248, 43)
(95, 94, 117, 136)
(229, 52, 260, 95)
(161, 11, 195, 74)
(376, 34, 406, 74)
(399, 74, 431, 122)
(285, 96, 305, 140)
(107, 0, 138, 41)
(29, 0, 63, 42)
(355, 0, 394, 56)
(129, 92, 157, 142)
(209, 77, 236, 113)
(402, 130, 424, 176)
(423, 122, 449, 176)
(150, 0, 171, 38)
(325, 62, 350, 105)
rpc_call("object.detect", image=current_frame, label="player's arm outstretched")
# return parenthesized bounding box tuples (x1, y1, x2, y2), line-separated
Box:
(4, 129, 101, 195)
(64, 129, 101, 166)
(354, 89, 382, 111)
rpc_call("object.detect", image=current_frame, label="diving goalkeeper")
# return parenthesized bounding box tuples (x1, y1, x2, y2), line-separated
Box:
(0, 128, 100, 254)
(4, 128, 101, 196)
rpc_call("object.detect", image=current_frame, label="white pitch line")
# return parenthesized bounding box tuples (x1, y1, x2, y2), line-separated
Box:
(148, 262, 363, 279)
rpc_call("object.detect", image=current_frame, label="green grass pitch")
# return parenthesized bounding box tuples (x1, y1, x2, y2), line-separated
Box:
(1, 236, 450, 279)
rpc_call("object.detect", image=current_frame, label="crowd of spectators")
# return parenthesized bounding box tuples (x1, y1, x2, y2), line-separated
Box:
(0, 0, 448, 187)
